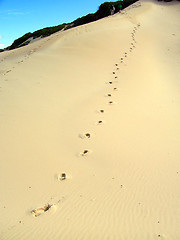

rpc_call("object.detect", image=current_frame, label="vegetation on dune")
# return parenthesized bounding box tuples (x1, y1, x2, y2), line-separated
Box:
(1, 0, 179, 52)
(67, 0, 138, 28)
(8, 32, 32, 50)
(8, 24, 66, 50)
(32, 24, 66, 38)
(1, 0, 139, 51)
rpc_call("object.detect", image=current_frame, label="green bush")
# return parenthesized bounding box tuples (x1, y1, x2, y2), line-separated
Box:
(73, 14, 95, 27)
(32, 24, 66, 39)
(8, 32, 32, 50)
(7, 24, 66, 50)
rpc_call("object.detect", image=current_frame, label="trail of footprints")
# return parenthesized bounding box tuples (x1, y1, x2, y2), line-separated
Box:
(13, 20, 171, 238)
(2, 13, 169, 238)
(77, 24, 141, 173)
(78, 23, 141, 158)
(30, 23, 142, 218)
(0, 35, 55, 81)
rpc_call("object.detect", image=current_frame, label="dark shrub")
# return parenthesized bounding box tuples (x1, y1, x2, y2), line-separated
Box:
(73, 14, 95, 27)
(8, 32, 32, 50)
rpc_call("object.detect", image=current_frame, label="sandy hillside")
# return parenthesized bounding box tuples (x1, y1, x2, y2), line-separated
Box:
(0, 0, 180, 239)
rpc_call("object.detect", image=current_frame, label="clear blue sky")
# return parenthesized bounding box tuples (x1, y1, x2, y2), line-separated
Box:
(0, 0, 109, 48)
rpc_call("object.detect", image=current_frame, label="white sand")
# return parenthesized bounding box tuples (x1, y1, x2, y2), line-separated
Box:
(0, 0, 180, 239)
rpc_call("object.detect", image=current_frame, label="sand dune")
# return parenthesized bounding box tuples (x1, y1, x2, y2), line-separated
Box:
(0, 0, 180, 239)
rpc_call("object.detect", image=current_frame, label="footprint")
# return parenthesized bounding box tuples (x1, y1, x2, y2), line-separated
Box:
(105, 93, 112, 97)
(108, 81, 113, 84)
(113, 87, 118, 91)
(84, 133, 91, 138)
(81, 149, 90, 156)
(108, 101, 115, 105)
(31, 204, 53, 217)
(99, 109, 105, 113)
(79, 133, 91, 139)
(58, 173, 67, 181)
(97, 120, 104, 125)
(112, 71, 115, 74)
(57, 173, 72, 181)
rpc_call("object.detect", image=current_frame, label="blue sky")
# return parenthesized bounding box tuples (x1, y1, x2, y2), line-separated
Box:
(0, 0, 109, 48)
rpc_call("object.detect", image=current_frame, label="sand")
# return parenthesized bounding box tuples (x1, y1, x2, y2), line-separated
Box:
(0, 0, 180, 239)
